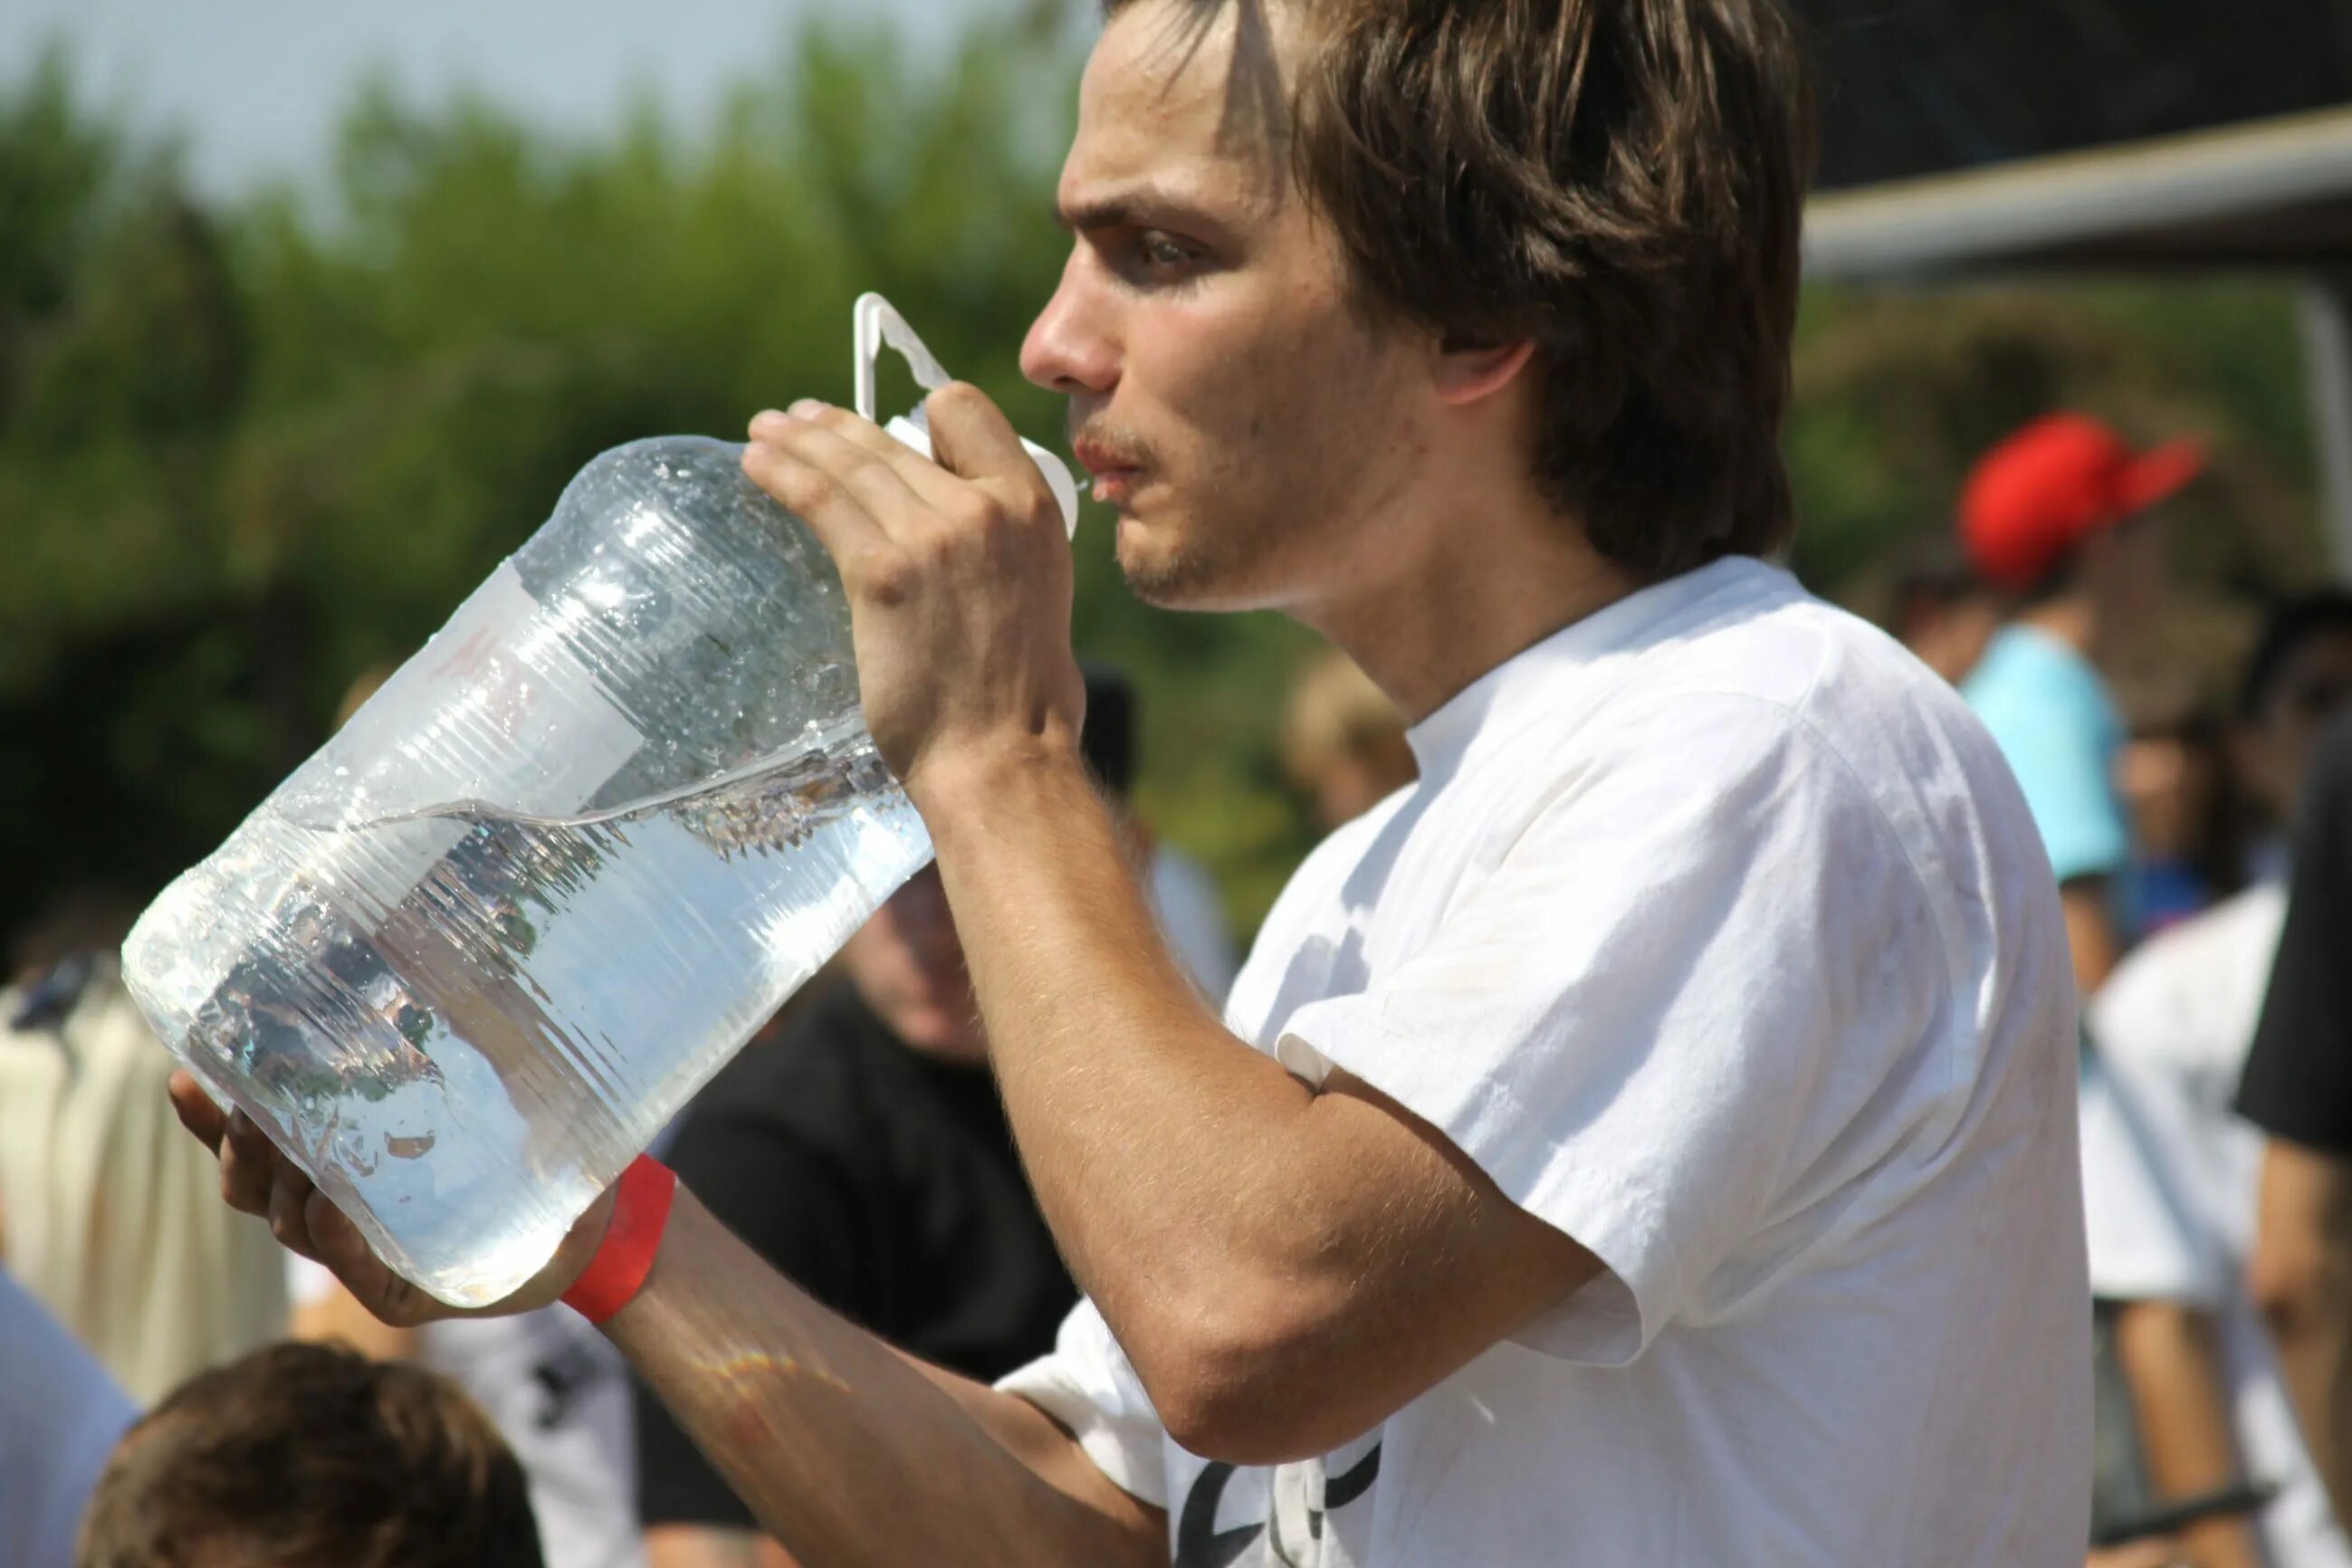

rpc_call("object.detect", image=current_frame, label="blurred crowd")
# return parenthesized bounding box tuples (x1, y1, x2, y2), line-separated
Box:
(5, 407, 2352, 1568)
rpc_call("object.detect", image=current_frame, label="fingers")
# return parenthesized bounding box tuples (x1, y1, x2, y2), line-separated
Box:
(757, 401, 969, 508)
(267, 1162, 323, 1263)
(921, 382, 1034, 490)
(167, 1071, 228, 1154)
(217, 1108, 281, 1218)
(742, 409, 923, 559)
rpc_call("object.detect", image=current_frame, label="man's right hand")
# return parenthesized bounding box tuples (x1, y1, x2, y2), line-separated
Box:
(167, 1070, 617, 1328)
(171, 1068, 1165, 1566)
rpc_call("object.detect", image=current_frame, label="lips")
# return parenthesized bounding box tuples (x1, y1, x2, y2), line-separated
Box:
(1072, 435, 1145, 506)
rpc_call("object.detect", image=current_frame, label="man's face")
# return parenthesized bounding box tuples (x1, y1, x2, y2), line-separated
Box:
(2242, 630, 2352, 827)
(839, 867, 985, 1062)
(1021, 0, 1429, 614)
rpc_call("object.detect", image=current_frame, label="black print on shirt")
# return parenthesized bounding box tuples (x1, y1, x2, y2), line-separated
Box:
(1174, 1444, 1382, 1568)
(529, 1339, 609, 1430)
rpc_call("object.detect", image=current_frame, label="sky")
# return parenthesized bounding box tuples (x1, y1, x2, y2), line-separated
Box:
(3, 0, 1015, 196)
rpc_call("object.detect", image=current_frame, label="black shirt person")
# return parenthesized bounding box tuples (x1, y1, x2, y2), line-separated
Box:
(2240, 710, 2352, 1517)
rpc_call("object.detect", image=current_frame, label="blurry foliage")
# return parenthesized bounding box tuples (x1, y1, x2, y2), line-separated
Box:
(0, 22, 2340, 957)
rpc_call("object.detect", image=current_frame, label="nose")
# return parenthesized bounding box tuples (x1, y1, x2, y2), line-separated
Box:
(1022, 246, 1120, 398)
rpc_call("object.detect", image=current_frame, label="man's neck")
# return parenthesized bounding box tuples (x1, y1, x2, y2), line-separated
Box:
(2015, 596, 2101, 662)
(1303, 516, 1646, 726)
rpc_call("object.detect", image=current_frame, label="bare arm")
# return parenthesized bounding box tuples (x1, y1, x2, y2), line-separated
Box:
(169, 1076, 1165, 1568)
(2109, 1300, 2262, 1568)
(607, 1194, 1162, 1568)
(744, 394, 1601, 1465)
(2249, 1137, 2352, 1519)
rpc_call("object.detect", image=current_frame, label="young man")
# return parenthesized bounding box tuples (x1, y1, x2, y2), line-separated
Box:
(2092, 594, 2352, 1566)
(176, 2, 2090, 1563)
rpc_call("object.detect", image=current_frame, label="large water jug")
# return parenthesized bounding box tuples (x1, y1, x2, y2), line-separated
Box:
(122, 297, 1079, 1306)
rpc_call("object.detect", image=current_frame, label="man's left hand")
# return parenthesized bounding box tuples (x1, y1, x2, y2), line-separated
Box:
(741, 389, 1084, 796)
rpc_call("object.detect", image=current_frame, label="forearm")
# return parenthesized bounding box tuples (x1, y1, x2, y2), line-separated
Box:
(2251, 1139, 2352, 1517)
(918, 738, 1315, 1281)
(2113, 1301, 2261, 1568)
(606, 1190, 1163, 1568)
(913, 739, 1579, 1458)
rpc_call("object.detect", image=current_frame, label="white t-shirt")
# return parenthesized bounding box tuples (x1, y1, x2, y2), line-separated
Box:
(1002, 557, 2091, 1567)
(0, 1268, 136, 1568)
(2092, 884, 2352, 1567)
(287, 1260, 646, 1568)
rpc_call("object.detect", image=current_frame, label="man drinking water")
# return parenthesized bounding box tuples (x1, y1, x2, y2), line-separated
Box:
(178, 2, 2092, 1562)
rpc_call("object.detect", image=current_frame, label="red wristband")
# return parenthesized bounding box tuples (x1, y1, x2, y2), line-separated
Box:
(562, 1154, 677, 1325)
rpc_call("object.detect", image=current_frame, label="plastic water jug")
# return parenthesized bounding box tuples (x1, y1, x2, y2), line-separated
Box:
(121, 296, 1079, 1305)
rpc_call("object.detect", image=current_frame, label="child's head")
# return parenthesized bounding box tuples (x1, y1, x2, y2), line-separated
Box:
(78, 1340, 544, 1568)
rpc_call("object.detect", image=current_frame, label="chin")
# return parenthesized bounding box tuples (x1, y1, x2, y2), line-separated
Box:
(1116, 514, 1263, 612)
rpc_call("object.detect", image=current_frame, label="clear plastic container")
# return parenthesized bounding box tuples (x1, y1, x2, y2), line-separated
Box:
(121, 297, 1076, 1305)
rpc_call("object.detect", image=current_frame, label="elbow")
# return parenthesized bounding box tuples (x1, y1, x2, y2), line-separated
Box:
(1123, 1279, 1368, 1467)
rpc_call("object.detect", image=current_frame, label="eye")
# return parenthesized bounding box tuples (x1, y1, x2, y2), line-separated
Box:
(1136, 231, 1202, 271)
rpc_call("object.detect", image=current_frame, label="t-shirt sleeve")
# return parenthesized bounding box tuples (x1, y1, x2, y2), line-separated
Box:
(635, 1077, 865, 1531)
(1982, 692, 2130, 886)
(2239, 715, 2352, 1149)
(996, 1296, 1170, 1509)
(1274, 695, 1952, 1367)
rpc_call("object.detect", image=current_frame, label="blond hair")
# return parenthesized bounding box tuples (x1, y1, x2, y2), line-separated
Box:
(1282, 651, 1408, 786)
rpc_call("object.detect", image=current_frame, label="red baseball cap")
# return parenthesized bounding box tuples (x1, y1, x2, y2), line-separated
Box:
(1958, 413, 2204, 594)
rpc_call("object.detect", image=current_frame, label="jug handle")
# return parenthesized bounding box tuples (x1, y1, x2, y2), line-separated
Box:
(853, 292, 952, 423)
(849, 292, 1082, 540)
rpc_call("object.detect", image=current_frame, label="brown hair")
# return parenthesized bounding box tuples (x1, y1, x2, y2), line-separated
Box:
(77, 1341, 545, 1568)
(1104, 0, 1815, 580)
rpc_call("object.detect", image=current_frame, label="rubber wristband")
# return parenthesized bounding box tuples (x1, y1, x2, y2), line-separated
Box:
(562, 1154, 677, 1325)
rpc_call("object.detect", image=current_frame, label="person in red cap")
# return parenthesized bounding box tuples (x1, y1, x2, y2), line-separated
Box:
(1959, 415, 2265, 1564)
(1959, 410, 2203, 989)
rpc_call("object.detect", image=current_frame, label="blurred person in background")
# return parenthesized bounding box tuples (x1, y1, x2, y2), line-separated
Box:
(0, 888, 288, 1405)
(2091, 593, 2352, 1567)
(0, 1268, 136, 1568)
(1959, 410, 2203, 993)
(634, 668, 1152, 1568)
(2119, 698, 2248, 939)
(76, 1339, 545, 1568)
(1955, 412, 2252, 1560)
(1888, 535, 2004, 687)
(2238, 705, 2352, 1521)
(1279, 650, 1415, 834)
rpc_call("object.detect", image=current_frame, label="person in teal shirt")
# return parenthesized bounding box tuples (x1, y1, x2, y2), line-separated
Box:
(1965, 617, 2133, 894)
(1960, 412, 2275, 1567)
(1957, 411, 2200, 986)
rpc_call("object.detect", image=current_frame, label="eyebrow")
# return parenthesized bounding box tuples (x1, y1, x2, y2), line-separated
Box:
(1055, 183, 1224, 234)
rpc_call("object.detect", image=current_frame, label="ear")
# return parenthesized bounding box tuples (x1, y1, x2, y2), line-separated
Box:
(1432, 339, 1538, 407)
